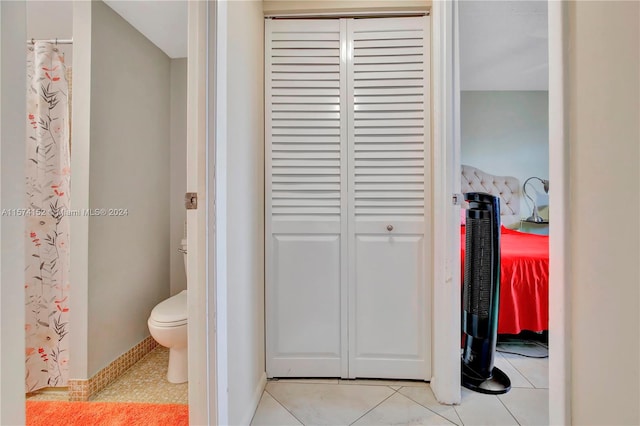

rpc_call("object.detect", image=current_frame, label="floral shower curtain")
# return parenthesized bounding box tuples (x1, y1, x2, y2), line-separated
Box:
(25, 42, 71, 392)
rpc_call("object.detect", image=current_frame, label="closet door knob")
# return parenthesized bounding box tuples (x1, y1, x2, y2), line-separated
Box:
(386, 225, 394, 232)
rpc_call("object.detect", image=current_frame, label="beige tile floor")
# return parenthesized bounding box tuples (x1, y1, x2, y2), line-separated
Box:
(28, 342, 548, 425)
(27, 346, 188, 405)
(251, 351, 549, 426)
(91, 346, 188, 404)
(26, 387, 70, 401)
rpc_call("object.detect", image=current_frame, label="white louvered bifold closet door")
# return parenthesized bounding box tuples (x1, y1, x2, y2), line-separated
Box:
(346, 16, 430, 380)
(266, 16, 430, 380)
(265, 19, 348, 378)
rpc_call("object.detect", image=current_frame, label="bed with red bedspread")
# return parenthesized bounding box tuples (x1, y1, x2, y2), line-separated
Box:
(460, 225, 549, 335)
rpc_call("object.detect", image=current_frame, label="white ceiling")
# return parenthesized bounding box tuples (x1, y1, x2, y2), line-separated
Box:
(101, 0, 548, 90)
(104, 0, 188, 59)
(459, 0, 548, 91)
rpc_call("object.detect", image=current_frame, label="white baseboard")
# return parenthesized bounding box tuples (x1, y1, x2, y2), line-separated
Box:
(240, 371, 267, 426)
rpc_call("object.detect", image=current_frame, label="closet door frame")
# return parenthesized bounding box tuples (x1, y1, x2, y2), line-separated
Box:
(265, 15, 432, 381)
(264, 6, 462, 403)
(430, 0, 462, 404)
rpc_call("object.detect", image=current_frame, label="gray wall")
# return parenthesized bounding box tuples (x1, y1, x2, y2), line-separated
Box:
(86, 0, 170, 376)
(461, 91, 549, 216)
(170, 59, 187, 295)
(1, 2, 27, 424)
(26, 1, 73, 59)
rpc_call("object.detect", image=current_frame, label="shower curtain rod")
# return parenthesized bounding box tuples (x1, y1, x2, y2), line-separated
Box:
(26, 38, 73, 45)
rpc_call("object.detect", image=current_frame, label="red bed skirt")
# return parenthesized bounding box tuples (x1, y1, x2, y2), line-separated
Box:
(461, 226, 549, 334)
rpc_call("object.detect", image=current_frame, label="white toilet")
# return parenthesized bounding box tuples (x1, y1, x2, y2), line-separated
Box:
(148, 238, 188, 383)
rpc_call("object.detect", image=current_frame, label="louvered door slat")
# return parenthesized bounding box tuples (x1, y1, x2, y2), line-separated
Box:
(273, 111, 340, 120)
(274, 191, 342, 199)
(354, 70, 424, 80)
(354, 55, 424, 65)
(355, 175, 425, 183)
(273, 72, 341, 81)
(355, 63, 424, 72)
(272, 40, 338, 49)
(272, 140, 340, 146)
(354, 79, 424, 88)
(355, 30, 425, 40)
(354, 38, 424, 49)
(273, 104, 341, 112)
(273, 199, 341, 207)
(272, 183, 340, 191)
(272, 56, 340, 65)
(355, 127, 423, 135)
(356, 191, 425, 199)
(273, 64, 340, 73)
(353, 87, 422, 96)
(271, 32, 340, 41)
(353, 46, 424, 57)
(355, 135, 424, 143)
(273, 159, 341, 167)
(355, 95, 424, 104)
(273, 128, 339, 136)
(272, 48, 340, 57)
(355, 182, 425, 191)
(272, 80, 340, 88)
(273, 96, 341, 104)
(355, 159, 425, 167)
(355, 111, 425, 119)
(273, 121, 341, 129)
(272, 88, 341, 96)
(355, 103, 423, 111)
(274, 151, 341, 159)
(355, 149, 424, 157)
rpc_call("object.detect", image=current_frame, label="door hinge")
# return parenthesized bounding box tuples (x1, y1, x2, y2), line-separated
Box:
(185, 192, 198, 210)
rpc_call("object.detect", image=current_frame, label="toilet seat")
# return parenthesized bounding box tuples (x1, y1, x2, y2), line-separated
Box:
(149, 290, 187, 327)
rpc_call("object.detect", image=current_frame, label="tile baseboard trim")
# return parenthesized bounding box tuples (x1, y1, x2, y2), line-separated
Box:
(68, 336, 158, 401)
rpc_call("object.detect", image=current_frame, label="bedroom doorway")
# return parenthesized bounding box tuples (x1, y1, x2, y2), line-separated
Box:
(457, 0, 551, 423)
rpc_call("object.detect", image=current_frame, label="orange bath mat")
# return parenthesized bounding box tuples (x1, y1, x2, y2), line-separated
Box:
(26, 400, 188, 426)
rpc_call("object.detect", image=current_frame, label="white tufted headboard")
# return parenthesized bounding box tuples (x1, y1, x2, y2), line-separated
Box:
(461, 165, 521, 228)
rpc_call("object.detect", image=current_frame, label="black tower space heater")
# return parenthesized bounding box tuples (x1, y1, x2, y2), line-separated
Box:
(461, 192, 511, 394)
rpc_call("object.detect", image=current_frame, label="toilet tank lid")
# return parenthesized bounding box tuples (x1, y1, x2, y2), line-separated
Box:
(150, 290, 187, 324)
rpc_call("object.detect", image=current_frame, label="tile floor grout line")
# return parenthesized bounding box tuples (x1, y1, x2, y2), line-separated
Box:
(452, 403, 464, 425)
(494, 352, 535, 390)
(263, 388, 306, 425)
(255, 379, 547, 426)
(501, 353, 537, 389)
(496, 392, 522, 426)
(396, 388, 460, 425)
(451, 404, 464, 426)
(248, 394, 262, 426)
(347, 387, 400, 425)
